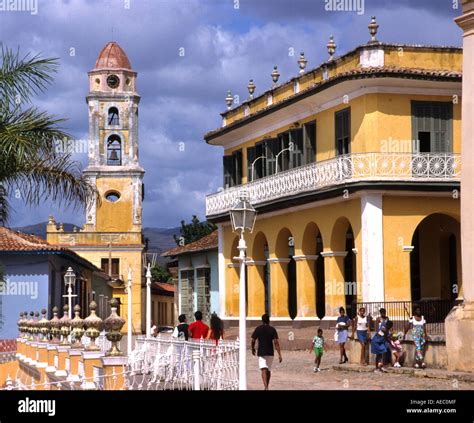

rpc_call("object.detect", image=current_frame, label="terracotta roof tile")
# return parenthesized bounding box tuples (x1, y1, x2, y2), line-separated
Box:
(161, 230, 218, 257)
(94, 41, 132, 70)
(151, 282, 176, 294)
(0, 227, 61, 251)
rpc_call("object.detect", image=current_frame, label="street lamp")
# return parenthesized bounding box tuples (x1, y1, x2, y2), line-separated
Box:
(250, 155, 266, 182)
(63, 267, 77, 319)
(127, 267, 132, 354)
(275, 144, 293, 174)
(229, 190, 257, 391)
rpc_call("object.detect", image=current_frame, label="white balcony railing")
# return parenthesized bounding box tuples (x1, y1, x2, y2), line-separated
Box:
(206, 152, 461, 217)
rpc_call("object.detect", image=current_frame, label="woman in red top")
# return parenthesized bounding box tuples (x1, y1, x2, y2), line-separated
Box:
(206, 313, 224, 345)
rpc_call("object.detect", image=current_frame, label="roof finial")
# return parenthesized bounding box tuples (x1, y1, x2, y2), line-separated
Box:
(298, 52, 307, 74)
(327, 36, 336, 61)
(247, 79, 256, 99)
(271, 66, 280, 87)
(225, 90, 233, 110)
(368, 16, 379, 44)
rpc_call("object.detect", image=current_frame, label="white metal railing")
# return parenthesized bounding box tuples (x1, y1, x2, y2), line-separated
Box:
(126, 335, 239, 390)
(206, 152, 461, 216)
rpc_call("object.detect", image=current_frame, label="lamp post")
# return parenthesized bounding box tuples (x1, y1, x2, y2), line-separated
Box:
(127, 267, 132, 354)
(229, 191, 257, 391)
(146, 263, 152, 338)
(250, 155, 266, 182)
(63, 267, 77, 319)
(275, 145, 293, 174)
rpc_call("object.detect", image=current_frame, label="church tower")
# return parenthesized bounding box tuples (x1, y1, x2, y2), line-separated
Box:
(85, 42, 144, 232)
(47, 42, 145, 332)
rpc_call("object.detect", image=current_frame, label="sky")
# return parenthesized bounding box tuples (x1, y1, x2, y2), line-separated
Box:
(0, 0, 463, 228)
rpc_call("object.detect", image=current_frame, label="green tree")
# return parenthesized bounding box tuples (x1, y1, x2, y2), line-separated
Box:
(0, 45, 96, 224)
(173, 215, 216, 246)
(151, 265, 171, 283)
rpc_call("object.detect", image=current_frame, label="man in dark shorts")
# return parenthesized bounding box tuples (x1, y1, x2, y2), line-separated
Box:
(251, 314, 282, 390)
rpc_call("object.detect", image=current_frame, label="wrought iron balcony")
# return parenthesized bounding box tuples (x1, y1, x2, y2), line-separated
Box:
(206, 152, 461, 217)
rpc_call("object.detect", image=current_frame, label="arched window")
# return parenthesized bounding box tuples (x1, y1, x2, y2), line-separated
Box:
(108, 107, 119, 125)
(107, 135, 121, 166)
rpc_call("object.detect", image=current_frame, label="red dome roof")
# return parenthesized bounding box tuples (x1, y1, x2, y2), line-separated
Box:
(94, 42, 132, 70)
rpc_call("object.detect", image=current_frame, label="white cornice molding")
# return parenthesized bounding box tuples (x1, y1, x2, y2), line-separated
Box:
(246, 259, 267, 266)
(267, 258, 291, 264)
(320, 251, 348, 258)
(292, 255, 319, 261)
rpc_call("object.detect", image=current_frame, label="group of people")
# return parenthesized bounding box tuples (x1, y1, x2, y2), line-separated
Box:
(155, 305, 429, 390)
(167, 310, 225, 343)
(315, 305, 429, 373)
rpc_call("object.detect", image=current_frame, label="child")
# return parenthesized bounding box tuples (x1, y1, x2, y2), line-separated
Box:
(311, 328, 326, 372)
(389, 332, 404, 368)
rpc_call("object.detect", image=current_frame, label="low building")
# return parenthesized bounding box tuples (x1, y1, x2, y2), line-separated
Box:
(0, 227, 112, 339)
(151, 281, 175, 328)
(162, 231, 218, 323)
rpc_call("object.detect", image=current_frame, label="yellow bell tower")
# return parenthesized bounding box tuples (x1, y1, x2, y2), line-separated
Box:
(47, 41, 145, 332)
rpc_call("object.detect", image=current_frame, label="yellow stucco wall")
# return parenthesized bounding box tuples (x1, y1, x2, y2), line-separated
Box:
(224, 93, 461, 183)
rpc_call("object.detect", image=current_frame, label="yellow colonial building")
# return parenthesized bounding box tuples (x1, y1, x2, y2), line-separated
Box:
(205, 19, 463, 325)
(47, 42, 145, 332)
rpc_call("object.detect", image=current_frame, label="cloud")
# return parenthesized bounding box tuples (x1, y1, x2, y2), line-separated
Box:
(1, 0, 463, 228)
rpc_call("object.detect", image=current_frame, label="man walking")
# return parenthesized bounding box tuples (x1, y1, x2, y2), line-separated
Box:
(251, 314, 282, 390)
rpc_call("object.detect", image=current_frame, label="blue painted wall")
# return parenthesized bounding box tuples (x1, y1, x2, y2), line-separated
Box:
(0, 255, 49, 340)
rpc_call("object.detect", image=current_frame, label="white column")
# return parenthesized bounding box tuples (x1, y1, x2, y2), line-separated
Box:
(217, 224, 226, 317)
(127, 267, 132, 355)
(238, 232, 247, 391)
(457, 2, 474, 303)
(360, 193, 384, 302)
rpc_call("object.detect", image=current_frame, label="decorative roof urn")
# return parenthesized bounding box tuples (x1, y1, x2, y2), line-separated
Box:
(247, 79, 256, 99)
(49, 306, 62, 344)
(104, 298, 125, 356)
(17, 312, 24, 339)
(60, 304, 71, 345)
(34, 311, 40, 341)
(27, 311, 35, 341)
(84, 301, 103, 351)
(327, 35, 337, 61)
(70, 305, 85, 349)
(38, 309, 50, 342)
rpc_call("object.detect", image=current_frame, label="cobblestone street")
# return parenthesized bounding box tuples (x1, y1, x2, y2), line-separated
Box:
(247, 350, 474, 391)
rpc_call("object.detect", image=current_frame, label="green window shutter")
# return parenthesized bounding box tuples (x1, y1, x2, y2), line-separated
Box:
(247, 146, 256, 182)
(233, 150, 243, 185)
(303, 122, 316, 164)
(335, 109, 350, 155)
(255, 142, 266, 179)
(265, 138, 279, 176)
(278, 133, 290, 172)
(223, 155, 234, 188)
(289, 128, 304, 169)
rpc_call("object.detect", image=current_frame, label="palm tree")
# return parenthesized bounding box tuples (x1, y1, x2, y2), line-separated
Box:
(0, 44, 97, 225)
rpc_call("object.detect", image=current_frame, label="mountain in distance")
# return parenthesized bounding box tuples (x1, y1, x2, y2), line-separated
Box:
(12, 222, 181, 258)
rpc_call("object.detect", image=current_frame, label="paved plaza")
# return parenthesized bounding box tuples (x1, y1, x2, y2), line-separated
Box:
(247, 350, 474, 391)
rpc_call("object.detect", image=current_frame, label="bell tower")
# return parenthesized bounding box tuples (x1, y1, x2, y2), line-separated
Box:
(85, 41, 144, 233)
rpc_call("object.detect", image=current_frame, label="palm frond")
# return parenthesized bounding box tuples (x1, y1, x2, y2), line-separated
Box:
(3, 153, 99, 217)
(0, 106, 69, 171)
(0, 44, 59, 111)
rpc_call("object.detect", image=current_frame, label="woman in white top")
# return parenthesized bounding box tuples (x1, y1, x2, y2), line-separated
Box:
(403, 305, 428, 369)
(350, 307, 370, 365)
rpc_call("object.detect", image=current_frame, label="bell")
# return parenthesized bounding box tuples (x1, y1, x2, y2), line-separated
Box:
(108, 149, 119, 161)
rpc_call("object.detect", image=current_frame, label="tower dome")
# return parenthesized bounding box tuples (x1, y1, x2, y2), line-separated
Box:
(94, 41, 132, 70)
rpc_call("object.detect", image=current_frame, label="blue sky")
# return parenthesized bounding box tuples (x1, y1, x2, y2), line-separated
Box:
(0, 0, 462, 228)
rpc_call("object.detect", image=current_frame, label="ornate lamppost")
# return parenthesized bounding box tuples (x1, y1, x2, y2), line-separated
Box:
(229, 190, 257, 391)
(63, 267, 77, 319)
